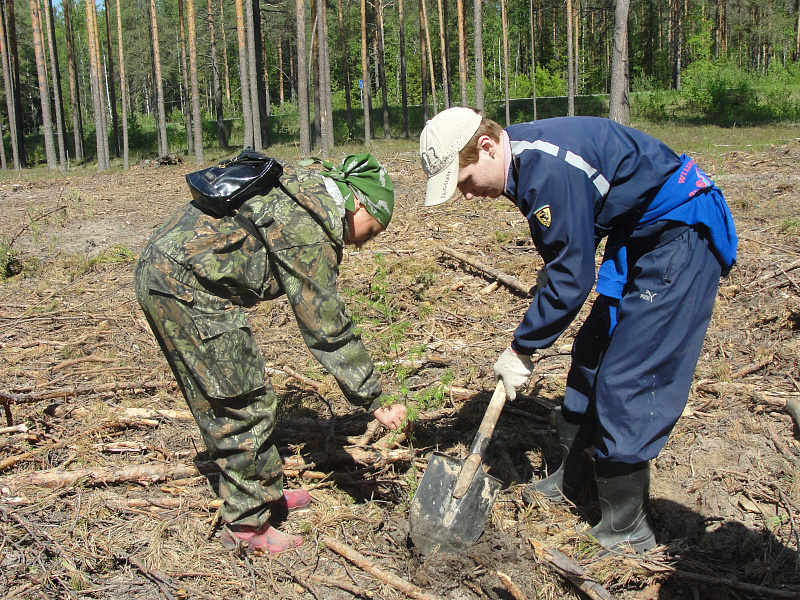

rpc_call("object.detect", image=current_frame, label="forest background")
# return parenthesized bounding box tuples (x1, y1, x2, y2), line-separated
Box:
(2, 0, 800, 171)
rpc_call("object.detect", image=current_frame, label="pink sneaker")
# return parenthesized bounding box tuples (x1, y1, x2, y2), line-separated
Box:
(220, 523, 303, 555)
(273, 489, 311, 512)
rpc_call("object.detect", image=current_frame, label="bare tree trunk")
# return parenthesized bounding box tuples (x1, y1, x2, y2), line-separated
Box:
(336, 0, 354, 135)
(277, 33, 284, 105)
(149, 0, 168, 155)
(235, 0, 253, 148)
(63, 0, 83, 163)
(0, 1, 19, 170)
(418, 0, 428, 121)
(420, 0, 437, 114)
(473, 0, 483, 113)
(103, 0, 119, 158)
(456, 0, 467, 106)
(6, 0, 28, 167)
(566, 0, 574, 116)
(252, 3, 269, 147)
(246, 0, 262, 150)
(671, 0, 682, 90)
(29, 0, 57, 169)
(376, 0, 390, 138)
(500, 0, 510, 126)
(317, 0, 332, 155)
(219, 0, 231, 104)
(529, 0, 537, 121)
(398, 0, 409, 138)
(85, 0, 109, 170)
(311, 0, 321, 147)
(360, 0, 371, 146)
(115, 0, 129, 169)
(207, 0, 227, 149)
(178, 0, 193, 154)
(436, 0, 450, 108)
(187, 0, 204, 162)
(609, 0, 630, 125)
(44, 0, 67, 167)
(296, 0, 311, 155)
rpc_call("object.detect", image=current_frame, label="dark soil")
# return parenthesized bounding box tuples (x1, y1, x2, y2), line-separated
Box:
(1, 142, 799, 600)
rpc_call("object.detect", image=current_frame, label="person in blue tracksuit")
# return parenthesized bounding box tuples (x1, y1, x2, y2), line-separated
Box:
(419, 108, 737, 553)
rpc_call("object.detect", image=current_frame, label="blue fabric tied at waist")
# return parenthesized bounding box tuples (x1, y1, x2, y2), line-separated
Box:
(596, 154, 738, 302)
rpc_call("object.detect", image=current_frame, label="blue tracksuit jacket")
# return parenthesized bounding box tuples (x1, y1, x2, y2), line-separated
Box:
(503, 117, 738, 462)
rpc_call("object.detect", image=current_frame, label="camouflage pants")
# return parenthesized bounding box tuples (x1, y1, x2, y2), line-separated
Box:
(134, 258, 283, 528)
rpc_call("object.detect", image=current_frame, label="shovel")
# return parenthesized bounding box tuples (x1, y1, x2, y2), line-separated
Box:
(409, 380, 507, 554)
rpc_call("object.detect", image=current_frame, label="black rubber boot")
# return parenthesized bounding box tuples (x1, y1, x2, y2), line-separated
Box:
(588, 460, 656, 554)
(521, 410, 592, 505)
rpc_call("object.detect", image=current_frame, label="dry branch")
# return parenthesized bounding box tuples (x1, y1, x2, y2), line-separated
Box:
(0, 445, 413, 490)
(528, 539, 616, 600)
(441, 247, 533, 297)
(323, 537, 443, 600)
(1, 380, 176, 404)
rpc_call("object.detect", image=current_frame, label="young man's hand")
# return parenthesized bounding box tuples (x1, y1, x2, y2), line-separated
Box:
(493, 346, 535, 400)
(372, 404, 407, 430)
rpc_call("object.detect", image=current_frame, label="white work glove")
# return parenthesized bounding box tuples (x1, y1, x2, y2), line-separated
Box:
(493, 346, 535, 400)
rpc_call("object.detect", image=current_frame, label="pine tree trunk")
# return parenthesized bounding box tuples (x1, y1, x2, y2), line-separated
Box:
(436, 0, 450, 108)
(500, 0, 510, 126)
(296, 0, 311, 155)
(44, 0, 67, 167)
(219, 1, 231, 104)
(456, 0, 467, 106)
(186, 0, 204, 162)
(376, 0, 391, 138)
(420, 0, 437, 113)
(336, 0, 353, 135)
(207, 0, 227, 149)
(0, 2, 19, 170)
(178, 0, 193, 154)
(609, 0, 630, 125)
(115, 0, 130, 169)
(29, 0, 57, 169)
(85, 0, 108, 170)
(149, 0, 168, 156)
(103, 0, 119, 158)
(418, 0, 428, 121)
(6, 0, 28, 167)
(529, 0, 537, 121)
(311, 0, 321, 148)
(246, 0, 262, 150)
(252, 3, 269, 147)
(63, 0, 83, 162)
(321, 0, 334, 152)
(235, 0, 254, 148)
(398, 0, 409, 138)
(473, 0, 483, 113)
(360, 0, 371, 145)
(566, 0, 574, 116)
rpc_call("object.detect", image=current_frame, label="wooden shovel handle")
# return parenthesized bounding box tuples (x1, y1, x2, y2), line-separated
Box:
(477, 380, 507, 441)
(452, 381, 506, 498)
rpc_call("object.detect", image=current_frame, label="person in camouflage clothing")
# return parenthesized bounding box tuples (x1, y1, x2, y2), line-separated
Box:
(134, 154, 406, 555)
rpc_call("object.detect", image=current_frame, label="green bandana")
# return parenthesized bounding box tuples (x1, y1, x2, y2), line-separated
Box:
(299, 154, 394, 228)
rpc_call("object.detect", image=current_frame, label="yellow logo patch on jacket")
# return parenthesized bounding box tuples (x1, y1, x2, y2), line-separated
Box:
(534, 205, 552, 228)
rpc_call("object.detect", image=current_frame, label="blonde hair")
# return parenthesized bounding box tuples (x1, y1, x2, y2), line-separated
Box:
(459, 117, 503, 167)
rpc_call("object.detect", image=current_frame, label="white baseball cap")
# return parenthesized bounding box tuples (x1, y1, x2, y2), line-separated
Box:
(420, 107, 482, 206)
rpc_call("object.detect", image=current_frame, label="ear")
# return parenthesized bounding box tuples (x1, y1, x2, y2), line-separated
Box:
(477, 135, 497, 157)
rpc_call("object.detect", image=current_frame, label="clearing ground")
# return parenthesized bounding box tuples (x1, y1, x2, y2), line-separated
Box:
(1, 136, 799, 600)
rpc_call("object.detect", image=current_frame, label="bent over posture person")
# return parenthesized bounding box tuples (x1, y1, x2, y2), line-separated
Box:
(420, 108, 737, 553)
(134, 154, 406, 555)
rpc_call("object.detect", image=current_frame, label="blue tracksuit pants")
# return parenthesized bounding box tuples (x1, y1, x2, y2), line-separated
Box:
(562, 224, 722, 463)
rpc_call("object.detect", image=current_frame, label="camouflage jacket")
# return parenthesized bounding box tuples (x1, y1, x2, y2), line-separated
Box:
(139, 164, 382, 409)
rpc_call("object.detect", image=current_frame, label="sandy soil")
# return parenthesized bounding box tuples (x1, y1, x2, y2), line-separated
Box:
(0, 143, 798, 600)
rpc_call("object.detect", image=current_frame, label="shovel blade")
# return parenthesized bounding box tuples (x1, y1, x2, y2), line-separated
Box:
(409, 452, 502, 555)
